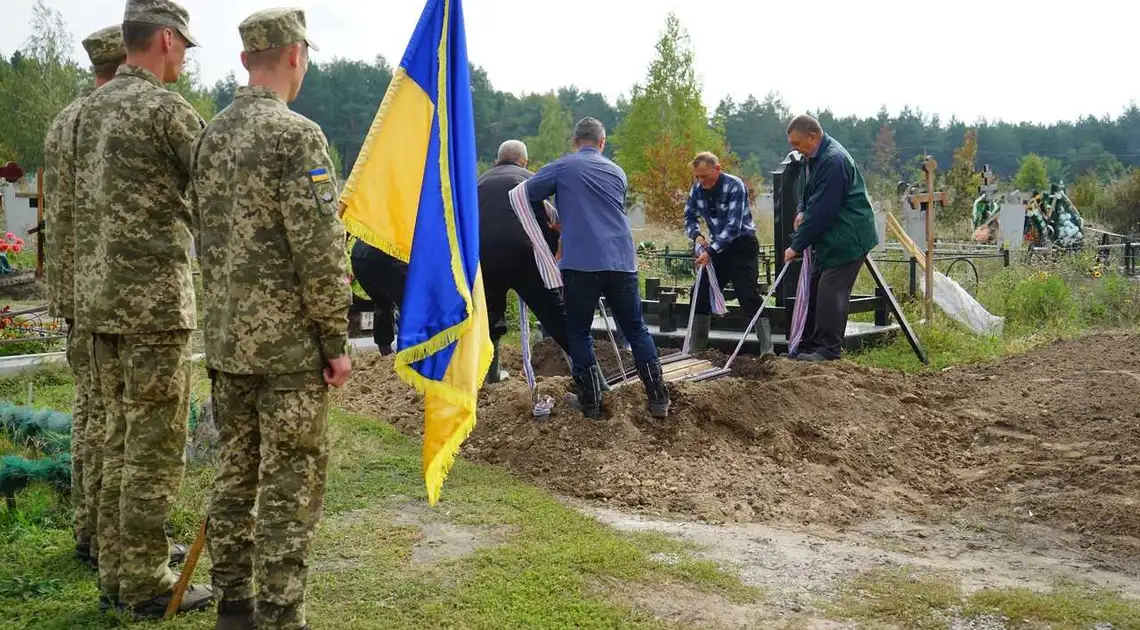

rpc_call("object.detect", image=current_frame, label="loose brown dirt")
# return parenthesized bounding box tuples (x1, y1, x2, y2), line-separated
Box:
(335, 332, 1140, 570)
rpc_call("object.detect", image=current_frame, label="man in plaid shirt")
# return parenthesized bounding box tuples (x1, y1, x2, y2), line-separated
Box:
(683, 152, 773, 355)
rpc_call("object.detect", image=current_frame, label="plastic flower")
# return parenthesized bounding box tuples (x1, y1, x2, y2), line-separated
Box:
(14, 238, 23, 246)
(11, 244, 22, 253)
(0, 243, 9, 253)
(4, 232, 13, 241)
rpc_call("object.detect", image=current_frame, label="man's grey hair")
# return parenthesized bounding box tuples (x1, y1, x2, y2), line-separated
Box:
(573, 117, 606, 145)
(691, 152, 719, 168)
(786, 114, 823, 136)
(497, 139, 528, 164)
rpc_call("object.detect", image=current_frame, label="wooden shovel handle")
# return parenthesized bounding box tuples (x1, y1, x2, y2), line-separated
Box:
(164, 517, 208, 620)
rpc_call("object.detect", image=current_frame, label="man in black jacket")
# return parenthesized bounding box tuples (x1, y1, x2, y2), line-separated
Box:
(478, 140, 571, 383)
(349, 236, 406, 355)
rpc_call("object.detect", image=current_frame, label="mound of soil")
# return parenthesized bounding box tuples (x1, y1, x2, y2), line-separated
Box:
(336, 333, 1140, 562)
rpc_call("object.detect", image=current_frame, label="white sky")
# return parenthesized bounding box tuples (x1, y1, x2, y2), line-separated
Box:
(2, 0, 1135, 125)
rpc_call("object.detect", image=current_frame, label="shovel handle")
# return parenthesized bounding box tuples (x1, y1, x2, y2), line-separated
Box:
(164, 518, 208, 620)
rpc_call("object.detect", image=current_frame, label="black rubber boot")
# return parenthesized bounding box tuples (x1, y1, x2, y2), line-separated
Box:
(215, 598, 256, 630)
(756, 317, 775, 356)
(690, 314, 711, 352)
(636, 361, 671, 419)
(572, 364, 604, 419)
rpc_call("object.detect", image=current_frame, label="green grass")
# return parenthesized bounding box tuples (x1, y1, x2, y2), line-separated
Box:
(0, 372, 760, 630)
(848, 253, 1140, 372)
(825, 567, 1140, 630)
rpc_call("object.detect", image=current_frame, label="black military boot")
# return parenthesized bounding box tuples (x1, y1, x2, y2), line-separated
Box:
(170, 543, 188, 566)
(216, 598, 256, 630)
(122, 583, 215, 620)
(572, 364, 605, 419)
(636, 360, 671, 419)
(75, 541, 98, 570)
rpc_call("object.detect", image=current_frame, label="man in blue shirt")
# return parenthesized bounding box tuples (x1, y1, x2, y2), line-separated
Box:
(683, 152, 773, 356)
(525, 117, 669, 420)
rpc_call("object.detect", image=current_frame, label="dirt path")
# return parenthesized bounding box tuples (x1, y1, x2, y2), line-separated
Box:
(575, 501, 1140, 629)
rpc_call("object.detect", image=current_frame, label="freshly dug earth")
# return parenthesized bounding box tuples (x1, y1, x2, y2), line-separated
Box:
(337, 333, 1140, 565)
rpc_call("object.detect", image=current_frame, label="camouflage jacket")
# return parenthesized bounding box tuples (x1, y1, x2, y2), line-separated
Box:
(190, 85, 349, 374)
(72, 65, 204, 333)
(43, 93, 87, 321)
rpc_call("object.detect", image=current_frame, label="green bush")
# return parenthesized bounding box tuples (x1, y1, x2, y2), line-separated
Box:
(1004, 272, 1079, 330)
(1078, 272, 1140, 327)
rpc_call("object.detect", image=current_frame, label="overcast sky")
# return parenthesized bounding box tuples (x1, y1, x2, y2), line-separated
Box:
(2, 0, 1134, 125)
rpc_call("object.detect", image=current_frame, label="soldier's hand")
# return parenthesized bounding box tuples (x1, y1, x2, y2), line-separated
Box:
(695, 235, 707, 246)
(695, 250, 710, 267)
(324, 355, 352, 388)
(794, 212, 805, 230)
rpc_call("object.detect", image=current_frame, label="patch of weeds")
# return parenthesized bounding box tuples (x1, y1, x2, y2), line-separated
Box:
(826, 567, 1140, 630)
(0, 365, 75, 412)
(965, 581, 1140, 629)
(825, 566, 962, 629)
(0, 483, 71, 538)
(0, 575, 64, 600)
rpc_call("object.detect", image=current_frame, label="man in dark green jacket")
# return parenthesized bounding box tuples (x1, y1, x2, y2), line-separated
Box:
(783, 115, 878, 361)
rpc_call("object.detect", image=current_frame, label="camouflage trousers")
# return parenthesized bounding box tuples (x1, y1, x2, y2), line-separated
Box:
(207, 370, 330, 630)
(93, 330, 191, 604)
(66, 324, 104, 559)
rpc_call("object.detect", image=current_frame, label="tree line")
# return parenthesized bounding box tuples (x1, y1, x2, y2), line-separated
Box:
(3, 2, 1139, 234)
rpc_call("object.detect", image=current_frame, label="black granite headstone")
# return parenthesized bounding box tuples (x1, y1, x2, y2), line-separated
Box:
(771, 151, 804, 307)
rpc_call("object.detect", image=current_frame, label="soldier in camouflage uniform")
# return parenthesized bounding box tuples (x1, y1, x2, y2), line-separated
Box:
(190, 9, 351, 630)
(71, 0, 213, 618)
(43, 24, 125, 571)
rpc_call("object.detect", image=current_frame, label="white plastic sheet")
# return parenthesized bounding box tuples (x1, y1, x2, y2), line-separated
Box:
(919, 271, 1004, 337)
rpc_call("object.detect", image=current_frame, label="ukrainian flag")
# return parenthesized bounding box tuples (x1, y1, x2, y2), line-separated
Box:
(339, 0, 491, 505)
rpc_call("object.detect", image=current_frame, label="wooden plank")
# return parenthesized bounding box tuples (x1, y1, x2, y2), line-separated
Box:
(664, 361, 716, 379)
(662, 359, 713, 377)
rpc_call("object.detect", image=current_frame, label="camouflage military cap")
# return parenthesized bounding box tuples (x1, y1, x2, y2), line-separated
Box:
(123, 0, 199, 48)
(238, 8, 319, 54)
(81, 25, 126, 66)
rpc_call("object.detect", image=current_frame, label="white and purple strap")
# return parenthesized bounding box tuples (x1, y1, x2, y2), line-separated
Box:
(681, 245, 728, 354)
(786, 246, 813, 355)
(508, 181, 562, 290)
(518, 295, 555, 416)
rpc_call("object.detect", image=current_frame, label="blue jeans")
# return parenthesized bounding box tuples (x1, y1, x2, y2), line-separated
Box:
(562, 269, 658, 375)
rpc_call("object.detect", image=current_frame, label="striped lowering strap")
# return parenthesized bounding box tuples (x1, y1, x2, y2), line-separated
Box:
(508, 181, 562, 289)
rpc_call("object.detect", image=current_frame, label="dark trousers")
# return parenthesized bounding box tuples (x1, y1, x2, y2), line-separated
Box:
(562, 269, 658, 375)
(798, 256, 864, 359)
(695, 234, 761, 316)
(350, 240, 407, 351)
(483, 248, 571, 355)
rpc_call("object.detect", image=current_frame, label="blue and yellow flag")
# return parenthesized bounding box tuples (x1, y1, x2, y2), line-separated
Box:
(339, 0, 491, 505)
